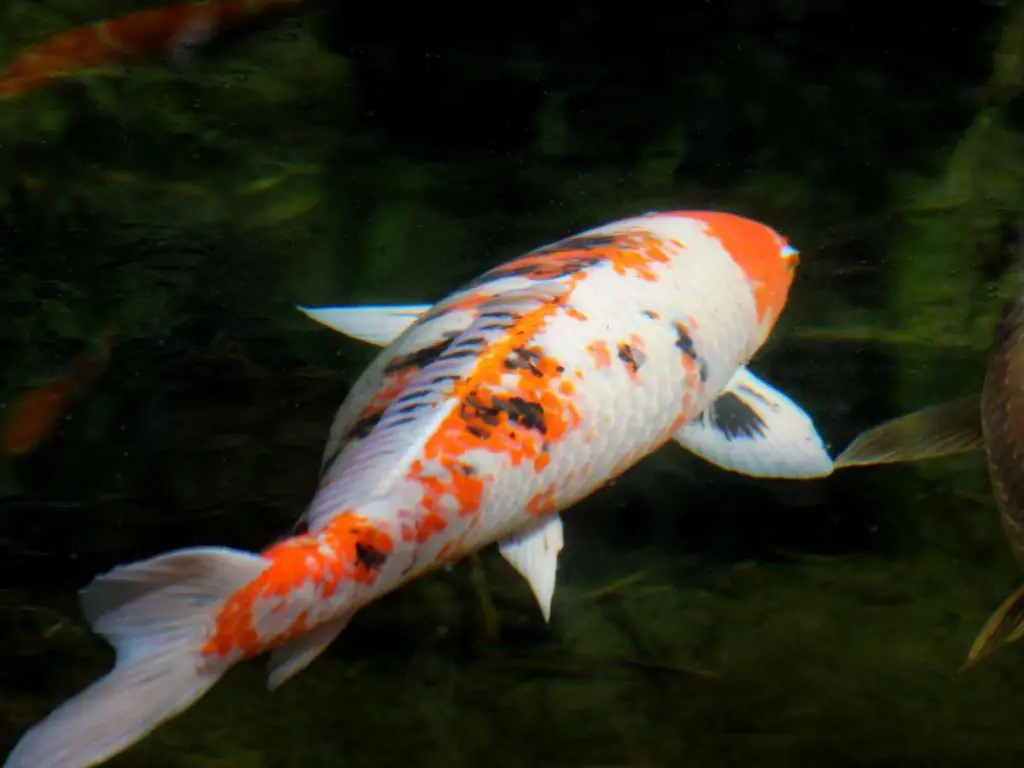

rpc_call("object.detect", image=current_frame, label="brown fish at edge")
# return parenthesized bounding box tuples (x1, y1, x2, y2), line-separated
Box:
(834, 296, 1024, 669)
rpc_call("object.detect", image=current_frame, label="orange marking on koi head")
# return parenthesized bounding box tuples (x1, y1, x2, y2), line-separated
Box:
(685, 212, 799, 346)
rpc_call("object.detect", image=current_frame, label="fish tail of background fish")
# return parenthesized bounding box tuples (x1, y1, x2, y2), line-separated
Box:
(833, 395, 984, 468)
(835, 293, 1024, 668)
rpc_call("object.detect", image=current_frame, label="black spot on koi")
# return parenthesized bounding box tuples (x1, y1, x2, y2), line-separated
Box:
(355, 541, 388, 571)
(531, 234, 622, 255)
(504, 346, 544, 377)
(701, 391, 767, 440)
(384, 337, 456, 375)
(673, 322, 709, 383)
(339, 409, 384, 446)
(459, 391, 548, 439)
(617, 343, 645, 373)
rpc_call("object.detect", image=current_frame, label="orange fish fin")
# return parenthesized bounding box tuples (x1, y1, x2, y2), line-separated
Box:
(266, 610, 353, 691)
(835, 395, 983, 469)
(963, 581, 1024, 669)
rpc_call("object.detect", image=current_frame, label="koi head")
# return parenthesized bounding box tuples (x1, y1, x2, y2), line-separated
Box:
(682, 212, 800, 353)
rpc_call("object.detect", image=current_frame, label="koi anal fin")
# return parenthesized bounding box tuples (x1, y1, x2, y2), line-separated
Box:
(674, 367, 834, 478)
(498, 514, 564, 622)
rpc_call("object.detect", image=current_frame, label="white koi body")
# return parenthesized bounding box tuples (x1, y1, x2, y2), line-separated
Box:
(4, 211, 832, 768)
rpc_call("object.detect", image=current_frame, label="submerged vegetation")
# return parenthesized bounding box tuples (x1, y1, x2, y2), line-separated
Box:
(2, 1, 1024, 765)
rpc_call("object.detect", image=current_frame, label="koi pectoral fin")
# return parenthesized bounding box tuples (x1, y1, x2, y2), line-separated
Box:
(297, 304, 432, 346)
(266, 611, 354, 691)
(498, 514, 564, 622)
(963, 581, 1024, 670)
(834, 395, 983, 469)
(674, 367, 834, 478)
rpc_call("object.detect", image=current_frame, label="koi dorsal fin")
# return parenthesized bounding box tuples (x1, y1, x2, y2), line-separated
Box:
(297, 304, 431, 347)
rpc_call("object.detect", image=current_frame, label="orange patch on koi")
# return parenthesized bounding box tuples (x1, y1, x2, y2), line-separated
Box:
(526, 487, 557, 516)
(409, 301, 581, 523)
(603, 234, 673, 281)
(415, 511, 448, 542)
(202, 510, 394, 661)
(587, 340, 612, 369)
(686, 212, 796, 328)
(469, 230, 678, 288)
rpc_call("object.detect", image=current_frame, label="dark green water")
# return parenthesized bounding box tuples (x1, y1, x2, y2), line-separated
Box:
(2, 2, 1024, 766)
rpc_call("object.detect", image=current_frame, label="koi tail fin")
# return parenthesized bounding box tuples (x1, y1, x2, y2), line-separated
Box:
(3, 546, 269, 768)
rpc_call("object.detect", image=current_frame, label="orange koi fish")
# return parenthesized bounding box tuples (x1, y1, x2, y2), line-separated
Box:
(4, 212, 833, 768)
(0, 0, 302, 99)
(2, 332, 114, 457)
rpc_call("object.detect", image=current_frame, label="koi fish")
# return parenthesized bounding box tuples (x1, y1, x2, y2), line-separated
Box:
(3, 211, 833, 768)
(834, 295, 1024, 668)
(0, 0, 302, 99)
(2, 332, 114, 457)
